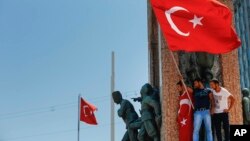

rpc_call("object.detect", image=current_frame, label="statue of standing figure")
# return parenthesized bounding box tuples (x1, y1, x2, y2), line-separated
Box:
(242, 88, 250, 125)
(180, 52, 216, 87)
(112, 91, 139, 141)
(137, 83, 161, 141)
(195, 52, 215, 87)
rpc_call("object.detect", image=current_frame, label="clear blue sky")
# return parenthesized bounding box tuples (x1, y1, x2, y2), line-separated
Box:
(0, 0, 148, 141)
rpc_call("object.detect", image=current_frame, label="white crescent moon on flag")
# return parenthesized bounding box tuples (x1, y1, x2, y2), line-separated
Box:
(165, 6, 190, 37)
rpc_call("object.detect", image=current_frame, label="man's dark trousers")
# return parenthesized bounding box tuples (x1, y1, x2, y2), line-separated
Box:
(213, 113, 230, 141)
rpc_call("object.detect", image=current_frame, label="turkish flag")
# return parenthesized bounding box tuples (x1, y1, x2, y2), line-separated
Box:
(151, 0, 241, 54)
(178, 92, 194, 141)
(80, 98, 98, 125)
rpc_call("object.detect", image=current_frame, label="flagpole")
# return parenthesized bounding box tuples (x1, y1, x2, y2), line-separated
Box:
(170, 51, 194, 109)
(78, 94, 81, 141)
(111, 51, 115, 141)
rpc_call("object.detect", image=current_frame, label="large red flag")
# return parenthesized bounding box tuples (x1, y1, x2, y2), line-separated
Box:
(80, 98, 98, 125)
(151, 0, 241, 54)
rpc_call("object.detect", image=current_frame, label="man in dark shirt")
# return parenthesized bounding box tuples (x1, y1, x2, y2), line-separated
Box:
(193, 78, 215, 141)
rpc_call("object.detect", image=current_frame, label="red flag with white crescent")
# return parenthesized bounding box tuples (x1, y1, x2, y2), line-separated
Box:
(151, 0, 241, 54)
(80, 98, 98, 125)
(178, 92, 193, 141)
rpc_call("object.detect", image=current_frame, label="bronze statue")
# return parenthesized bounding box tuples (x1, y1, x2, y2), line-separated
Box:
(112, 91, 139, 141)
(242, 88, 250, 125)
(195, 53, 215, 69)
(179, 52, 200, 86)
(132, 87, 160, 103)
(195, 52, 215, 87)
(186, 67, 200, 86)
(129, 118, 152, 141)
(203, 69, 214, 88)
(137, 83, 161, 141)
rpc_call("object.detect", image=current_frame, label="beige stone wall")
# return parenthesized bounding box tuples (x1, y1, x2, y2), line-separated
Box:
(160, 38, 180, 141)
(221, 51, 243, 124)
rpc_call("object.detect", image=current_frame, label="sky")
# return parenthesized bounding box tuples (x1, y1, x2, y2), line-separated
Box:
(0, 0, 148, 141)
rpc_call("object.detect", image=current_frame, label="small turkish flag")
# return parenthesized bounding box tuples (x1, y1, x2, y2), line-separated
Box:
(151, 0, 241, 54)
(80, 98, 98, 125)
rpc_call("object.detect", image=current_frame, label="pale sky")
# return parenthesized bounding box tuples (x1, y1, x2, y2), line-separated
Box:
(0, 0, 148, 141)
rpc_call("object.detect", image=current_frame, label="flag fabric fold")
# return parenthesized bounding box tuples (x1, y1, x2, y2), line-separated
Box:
(151, 0, 241, 54)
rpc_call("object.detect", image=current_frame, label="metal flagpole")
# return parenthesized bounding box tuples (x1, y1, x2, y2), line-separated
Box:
(78, 94, 81, 141)
(111, 51, 115, 141)
(170, 51, 194, 109)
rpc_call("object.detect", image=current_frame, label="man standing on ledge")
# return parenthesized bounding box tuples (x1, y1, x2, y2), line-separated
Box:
(210, 79, 235, 141)
(193, 78, 214, 141)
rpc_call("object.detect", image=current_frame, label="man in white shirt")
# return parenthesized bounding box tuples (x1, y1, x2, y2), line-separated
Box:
(209, 79, 235, 141)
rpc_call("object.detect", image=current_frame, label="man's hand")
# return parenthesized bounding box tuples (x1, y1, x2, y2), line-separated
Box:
(223, 109, 229, 113)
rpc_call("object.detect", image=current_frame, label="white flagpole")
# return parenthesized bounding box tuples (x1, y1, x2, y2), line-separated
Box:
(78, 94, 81, 141)
(111, 51, 115, 141)
(170, 51, 194, 109)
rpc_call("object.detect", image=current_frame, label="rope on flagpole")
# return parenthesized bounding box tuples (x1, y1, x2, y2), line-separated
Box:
(170, 51, 194, 109)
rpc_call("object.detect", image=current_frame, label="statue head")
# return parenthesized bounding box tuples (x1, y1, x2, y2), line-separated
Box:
(112, 91, 123, 104)
(140, 83, 153, 98)
(242, 88, 250, 97)
(195, 52, 215, 69)
(204, 69, 213, 82)
(186, 67, 199, 83)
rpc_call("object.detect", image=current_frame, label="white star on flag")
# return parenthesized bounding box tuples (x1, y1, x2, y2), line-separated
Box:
(189, 15, 203, 29)
(181, 118, 187, 126)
